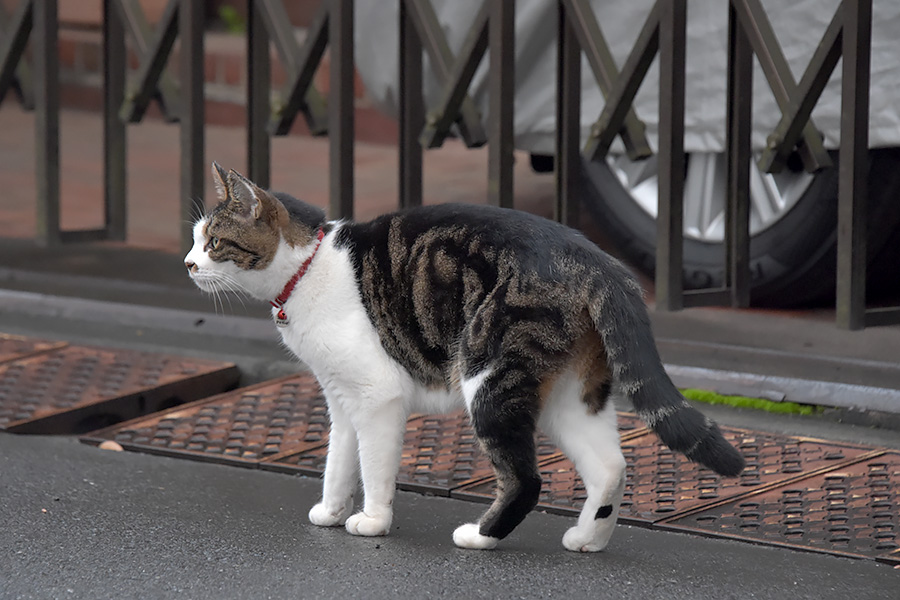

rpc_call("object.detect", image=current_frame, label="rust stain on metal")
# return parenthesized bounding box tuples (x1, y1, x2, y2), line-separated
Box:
(0, 333, 67, 365)
(84, 375, 328, 466)
(662, 452, 900, 564)
(2, 344, 238, 433)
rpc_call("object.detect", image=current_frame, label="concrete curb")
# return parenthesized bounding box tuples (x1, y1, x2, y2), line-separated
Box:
(3, 288, 899, 418)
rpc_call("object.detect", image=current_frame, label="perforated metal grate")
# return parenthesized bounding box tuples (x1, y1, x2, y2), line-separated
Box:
(265, 409, 650, 496)
(73, 363, 898, 564)
(83, 375, 328, 466)
(1, 343, 239, 433)
(453, 428, 875, 522)
(662, 452, 900, 565)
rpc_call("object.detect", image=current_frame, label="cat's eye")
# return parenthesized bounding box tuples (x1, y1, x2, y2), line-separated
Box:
(210, 236, 220, 250)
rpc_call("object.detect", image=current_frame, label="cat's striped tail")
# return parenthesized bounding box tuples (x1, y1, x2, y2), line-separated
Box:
(587, 266, 745, 477)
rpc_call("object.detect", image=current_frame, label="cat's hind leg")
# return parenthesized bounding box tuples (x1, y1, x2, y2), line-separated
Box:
(453, 368, 542, 550)
(539, 370, 626, 552)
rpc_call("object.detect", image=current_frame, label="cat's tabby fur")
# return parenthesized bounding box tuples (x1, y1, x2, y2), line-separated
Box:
(185, 163, 744, 552)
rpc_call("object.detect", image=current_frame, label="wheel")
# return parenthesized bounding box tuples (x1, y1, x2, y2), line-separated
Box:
(581, 148, 900, 307)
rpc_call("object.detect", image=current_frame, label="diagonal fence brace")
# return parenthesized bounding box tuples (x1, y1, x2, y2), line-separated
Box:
(116, 0, 180, 123)
(564, 0, 652, 162)
(732, 0, 832, 173)
(257, 0, 328, 137)
(0, 0, 34, 108)
(757, 4, 843, 174)
(404, 0, 487, 149)
(582, 0, 659, 163)
(417, 0, 489, 149)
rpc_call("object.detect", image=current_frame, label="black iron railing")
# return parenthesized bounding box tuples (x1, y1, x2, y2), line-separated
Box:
(0, 0, 896, 329)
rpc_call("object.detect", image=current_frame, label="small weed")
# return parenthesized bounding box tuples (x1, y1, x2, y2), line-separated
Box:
(218, 6, 246, 34)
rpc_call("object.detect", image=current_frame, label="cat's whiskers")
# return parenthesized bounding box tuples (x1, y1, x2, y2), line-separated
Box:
(199, 271, 251, 315)
(186, 197, 206, 224)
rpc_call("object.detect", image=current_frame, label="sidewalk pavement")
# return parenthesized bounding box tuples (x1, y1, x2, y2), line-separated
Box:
(1, 105, 899, 598)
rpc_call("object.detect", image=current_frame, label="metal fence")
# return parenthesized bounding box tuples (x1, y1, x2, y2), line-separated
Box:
(1, 0, 897, 329)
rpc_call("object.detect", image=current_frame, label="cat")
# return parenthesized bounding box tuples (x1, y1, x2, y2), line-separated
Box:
(185, 162, 745, 552)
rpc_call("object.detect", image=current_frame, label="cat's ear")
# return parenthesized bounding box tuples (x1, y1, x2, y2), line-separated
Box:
(211, 162, 230, 201)
(226, 169, 262, 220)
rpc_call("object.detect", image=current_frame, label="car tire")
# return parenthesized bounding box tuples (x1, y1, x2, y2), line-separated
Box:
(580, 148, 900, 307)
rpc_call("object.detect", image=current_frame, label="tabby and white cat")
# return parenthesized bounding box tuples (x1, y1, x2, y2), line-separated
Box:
(185, 163, 744, 552)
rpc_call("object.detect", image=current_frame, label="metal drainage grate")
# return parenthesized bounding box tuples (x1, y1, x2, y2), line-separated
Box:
(265, 410, 650, 496)
(661, 452, 900, 565)
(0, 333, 67, 365)
(1, 343, 239, 434)
(83, 375, 329, 467)
(453, 428, 875, 522)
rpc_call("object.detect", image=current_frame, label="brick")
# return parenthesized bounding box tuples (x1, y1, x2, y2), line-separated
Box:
(222, 54, 243, 87)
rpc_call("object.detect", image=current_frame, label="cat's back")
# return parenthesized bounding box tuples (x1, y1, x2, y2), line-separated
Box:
(338, 202, 603, 274)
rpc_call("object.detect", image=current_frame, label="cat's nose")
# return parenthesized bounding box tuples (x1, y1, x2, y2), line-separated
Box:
(185, 260, 198, 274)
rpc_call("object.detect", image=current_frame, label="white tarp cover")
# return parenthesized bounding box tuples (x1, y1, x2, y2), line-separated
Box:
(353, 0, 900, 154)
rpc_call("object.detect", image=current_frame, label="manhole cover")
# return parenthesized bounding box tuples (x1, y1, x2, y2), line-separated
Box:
(83, 374, 328, 466)
(2, 344, 239, 434)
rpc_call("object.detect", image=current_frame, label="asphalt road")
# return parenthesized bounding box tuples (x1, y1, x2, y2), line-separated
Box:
(1, 433, 895, 600)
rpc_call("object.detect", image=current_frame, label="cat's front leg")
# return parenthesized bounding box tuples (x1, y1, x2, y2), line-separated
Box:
(309, 400, 358, 527)
(344, 399, 407, 537)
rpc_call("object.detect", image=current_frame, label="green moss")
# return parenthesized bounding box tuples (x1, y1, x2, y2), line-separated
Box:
(680, 388, 823, 416)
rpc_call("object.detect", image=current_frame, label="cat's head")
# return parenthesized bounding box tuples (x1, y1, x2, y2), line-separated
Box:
(184, 162, 326, 301)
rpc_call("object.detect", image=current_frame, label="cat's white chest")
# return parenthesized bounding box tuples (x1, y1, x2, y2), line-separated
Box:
(271, 244, 411, 402)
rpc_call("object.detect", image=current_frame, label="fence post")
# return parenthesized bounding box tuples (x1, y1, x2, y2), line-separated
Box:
(836, 0, 872, 330)
(247, 0, 271, 188)
(488, 0, 514, 208)
(103, 0, 127, 241)
(33, 0, 60, 246)
(654, 0, 686, 311)
(555, 0, 581, 229)
(179, 0, 204, 254)
(399, 0, 423, 210)
(328, 0, 354, 220)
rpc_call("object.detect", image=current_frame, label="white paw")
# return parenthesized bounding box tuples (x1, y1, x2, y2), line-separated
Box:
(345, 511, 391, 537)
(562, 524, 611, 553)
(452, 523, 499, 550)
(308, 502, 352, 527)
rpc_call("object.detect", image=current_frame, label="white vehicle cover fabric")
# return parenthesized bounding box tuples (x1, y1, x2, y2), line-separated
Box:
(353, 0, 900, 154)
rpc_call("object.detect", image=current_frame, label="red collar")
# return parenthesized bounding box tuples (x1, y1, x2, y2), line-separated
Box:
(270, 228, 325, 309)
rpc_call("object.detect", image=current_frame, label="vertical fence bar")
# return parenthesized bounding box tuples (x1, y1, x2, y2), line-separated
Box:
(33, 0, 60, 246)
(725, 1, 752, 307)
(247, 0, 271, 188)
(654, 0, 686, 311)
(398, 0, 423, 209)
(329, 0, 354, 220)
(488, 0, 514, 208)
(555, 0, 581, 229)
(836, 0, 872, 330)
(179, 0, 204, 254)
(103, 0, 127, 241)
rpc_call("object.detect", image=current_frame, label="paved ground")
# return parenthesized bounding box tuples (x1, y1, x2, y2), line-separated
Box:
(1, 433, 896, 600)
